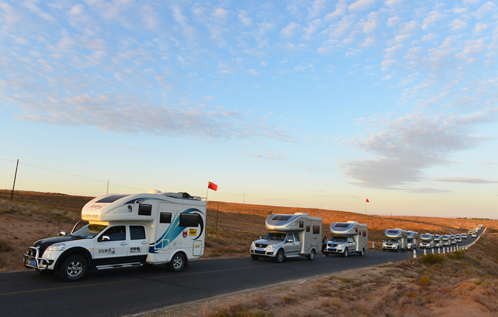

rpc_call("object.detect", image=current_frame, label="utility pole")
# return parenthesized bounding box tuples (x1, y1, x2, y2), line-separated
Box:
(244, 191, 245, 204)
(11, 159, 19, 200)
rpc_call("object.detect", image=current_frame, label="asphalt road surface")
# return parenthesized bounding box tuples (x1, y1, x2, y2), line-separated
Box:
(0, 227, 485, 317)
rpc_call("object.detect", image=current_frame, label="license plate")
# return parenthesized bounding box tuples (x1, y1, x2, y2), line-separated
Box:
(29, 259, 36, 266)
(256, 248, 264, 252)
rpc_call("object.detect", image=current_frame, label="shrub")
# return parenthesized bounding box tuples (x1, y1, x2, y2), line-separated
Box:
(0, 239, 12, 253)
(420, 276, 430, 286)
(421, 253, 444, 265)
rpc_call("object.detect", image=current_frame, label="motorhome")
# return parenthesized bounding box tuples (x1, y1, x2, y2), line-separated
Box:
(462, 233, 467, 239)
(324, 221, 368, 257)
(382, 228, 408, 252)
(433, 234, 442, 248)
(419, 233, 434, 249)
(442, 235, 451, 246)
(450, 234, 456, 244)
(455, 234, 462, 243)
(24, 191, 206, 281)
(250, 213, 322, 263)
(406, 231, 418, 250)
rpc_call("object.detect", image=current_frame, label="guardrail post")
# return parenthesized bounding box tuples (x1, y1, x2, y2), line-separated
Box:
(438, 247, 440, 254)
(443, 247, 445, 254)
(372, 242, 374, 249)
(424, 248, 426, 255)
(413, 249, 416, 259)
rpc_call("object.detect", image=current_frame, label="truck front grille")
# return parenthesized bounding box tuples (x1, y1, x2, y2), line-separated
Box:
(255, 243, 268, 248)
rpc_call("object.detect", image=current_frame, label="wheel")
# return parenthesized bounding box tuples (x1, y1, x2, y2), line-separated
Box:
(251, 255, 259, 261)
(382, 249, 386, 252)
(359, 248, 364, 256)
(343, 248, 348, 257)
(275, 249, 285, 263)
(307, 249, 315, 261)
(168, 253, 186, 272)
(58, 255, 87, 282)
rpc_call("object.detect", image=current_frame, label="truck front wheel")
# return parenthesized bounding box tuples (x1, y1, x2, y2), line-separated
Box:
(168, 253, 186, 272)
(275, 249, 285, 263)
(343, 249, 348, 257)
(58, 255, 87, 282)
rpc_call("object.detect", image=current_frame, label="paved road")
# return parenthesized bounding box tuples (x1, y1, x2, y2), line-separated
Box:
(0, 227, 484, 317)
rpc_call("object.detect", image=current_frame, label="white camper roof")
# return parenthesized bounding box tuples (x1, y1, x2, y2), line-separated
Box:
(265, 213, 321, 232)
(385, 228, 407, 238)
(420, 233, 433, 240)
(81, 191, 205, 222)
(434, 234, 442, 240)
(330, 221, 367, 236)
(407, 231, 418, 238)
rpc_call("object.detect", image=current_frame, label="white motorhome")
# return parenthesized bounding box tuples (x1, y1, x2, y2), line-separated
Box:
(419, 233, 434, 249)
(382, 228, 408, 252)
(324, 221, 368, 257)
(250, 213, 322, 262)
(406, 231, 419, 250)
(23, 191, 206, 281)
(450, 234, 456, 244)
(433, 234, 442, 248)
(442, 235, 451, 246)
(455, 234, 462, 243)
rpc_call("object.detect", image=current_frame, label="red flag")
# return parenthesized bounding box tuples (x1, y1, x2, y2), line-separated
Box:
(208, 182, 218, 191)
(366, 198, 369, 203)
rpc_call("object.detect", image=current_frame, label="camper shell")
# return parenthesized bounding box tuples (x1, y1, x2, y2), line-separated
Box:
(382, 228, 408, 252)
(324, 221, 368, 257)
(433, 234, 442, 248)
(23, 191, 206, 281)
(442, 235, 451, 246)
(406, 231, 418, 250)
(250, 213, 322, 262)
(419, 233, 434, 249)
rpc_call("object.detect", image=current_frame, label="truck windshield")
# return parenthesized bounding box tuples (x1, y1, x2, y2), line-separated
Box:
(385, 238, 397, 242)
(71, 224, 107, 239)
(264, 232, 286, 241)
(329, 236, 347, 242)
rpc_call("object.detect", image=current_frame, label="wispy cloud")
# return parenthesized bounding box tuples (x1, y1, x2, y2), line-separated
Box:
(436, 177, 498, 184)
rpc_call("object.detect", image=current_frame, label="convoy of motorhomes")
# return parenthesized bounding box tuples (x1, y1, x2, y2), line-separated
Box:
(433, 234, 442, 248)
(442, 235, 451, 246)
(406, 231, 418, 250)
(250, 213, 322, 262)
(419, 233, 434, 249)
(324, 221, 368, 257)
(382, 228, 407, 252)
(24, 191, 207, 281)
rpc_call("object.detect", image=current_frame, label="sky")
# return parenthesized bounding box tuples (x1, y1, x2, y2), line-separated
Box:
(1, 0, 497, 219)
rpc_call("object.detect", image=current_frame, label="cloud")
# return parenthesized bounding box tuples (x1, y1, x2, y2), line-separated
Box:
(341, 110, 498, 189)
(241, 152, 285, 160)
(348, 0, 376, 12)
(406, 188, 452, 193)
(281, 22, 301, 37)
(436, 177, 498, 184)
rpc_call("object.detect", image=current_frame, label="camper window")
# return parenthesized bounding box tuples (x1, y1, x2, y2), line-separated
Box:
(180, 214, 198, 227)
(99, 226, 126, 241)
(362, 231, 366, 237)
(130, 226, 146, 240)
(96, 195, 127, 203)
(313, 225, 320, 234)
(306, 225, 310, 232)
(160, 212, 172, 223)
(299, 221, 304, 228)
(138, 204, 152, 216)
(272, 215, 291, 221)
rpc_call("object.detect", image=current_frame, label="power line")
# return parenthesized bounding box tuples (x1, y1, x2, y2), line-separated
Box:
(0, 157, 146, 192)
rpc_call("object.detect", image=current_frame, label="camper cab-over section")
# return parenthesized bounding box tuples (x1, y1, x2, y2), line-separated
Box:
(382, 228, 408, 252)
(23, 191, 206, 282)
(325, 221, 368, 257)
(250, 213, 322, 263)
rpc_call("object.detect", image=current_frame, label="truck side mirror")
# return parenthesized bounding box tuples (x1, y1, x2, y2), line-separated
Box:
(101, 236, 110, 241)
(287, 239, 294, 243)
(58, 231, 67, 236)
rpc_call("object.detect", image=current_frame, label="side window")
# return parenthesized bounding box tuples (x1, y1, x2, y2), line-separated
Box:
(286, 234, 294, 242)
(130, 226, 146, 240)
(299, 221, 304, 228)
(138, 204, 152, 216)
(100, 226, 126, 241)
(160, 212, 172, 223)
(180, 214, 198, 227)
(306, 225, 310, 232)
(294, 233, 300, 242)
(313, 225, 320, 234)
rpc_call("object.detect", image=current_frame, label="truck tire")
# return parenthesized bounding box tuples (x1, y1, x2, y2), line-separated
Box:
(307, 249, 315, 261)
(275, 249, 284, 263)
(168, 253, 186, 272)
(58, 254, 87, 282)
(359, 248, 364, 256)
(251, 255, 259, 261)
(343, 249, 348, 257)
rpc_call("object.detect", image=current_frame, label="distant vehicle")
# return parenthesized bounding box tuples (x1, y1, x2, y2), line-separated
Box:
(419, 233, 434, 249)
(433, 234, 442, 248)
(455, 234, 462, 243)
(382, 228, 407, 252)
(450, 235, 456, 245)
(442, 235, 451, 246)
(250, 213, 322, 262)
(324, 221, 368, 257)
(462, 233, 467, 239)
(471, 233, 477, 238)
(24, 191, 206, 281)
(406, 231, 419, 250)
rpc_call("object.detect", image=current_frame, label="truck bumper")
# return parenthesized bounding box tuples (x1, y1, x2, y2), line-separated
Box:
(250, 246, 276, 258)
(23, 247, 56, 271)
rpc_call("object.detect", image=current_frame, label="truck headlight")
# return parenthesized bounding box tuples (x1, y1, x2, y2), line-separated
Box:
(47, 243, 66, 251)
(267, 243, 278, 248)
(251, 242, 255, 247)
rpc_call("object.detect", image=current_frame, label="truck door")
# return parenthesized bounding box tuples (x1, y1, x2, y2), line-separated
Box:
(128, 225, 149, 261)
(347, 237, 356, 252)
(94, 225, 129, 264)
(284, 233, 300, 256)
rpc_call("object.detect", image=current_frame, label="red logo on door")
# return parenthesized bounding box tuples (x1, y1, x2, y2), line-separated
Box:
(182, 230, 187, 238)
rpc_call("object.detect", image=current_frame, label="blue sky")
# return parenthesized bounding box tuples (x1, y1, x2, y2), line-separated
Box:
(1, 0, 497, 218)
